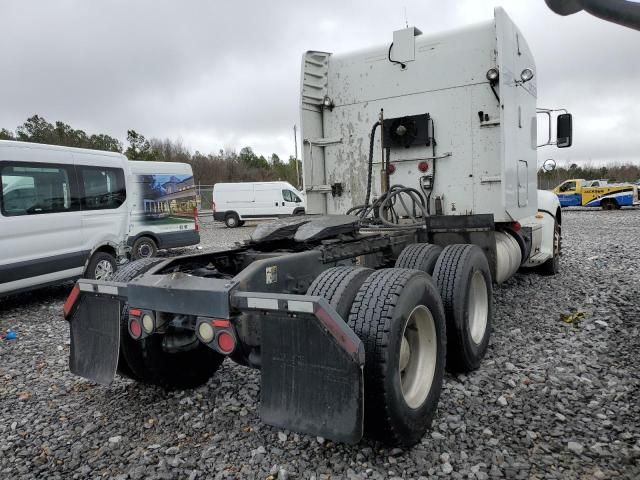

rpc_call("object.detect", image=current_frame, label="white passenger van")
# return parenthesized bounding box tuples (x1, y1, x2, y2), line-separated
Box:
(127, 161, 200, 259)
(0, 140, 199, 296)
(212, 181, 305, 228)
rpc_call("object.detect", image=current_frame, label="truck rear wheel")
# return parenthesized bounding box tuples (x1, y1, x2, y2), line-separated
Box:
(348, 268, 446, 446)
(540, 219, 561, 275)
(307, 266, 373, 320)
(601, 198, 620, 210)
(395, 243, 443, 275)
(113, 258, 225, 389)
(433, 244, 492, 373)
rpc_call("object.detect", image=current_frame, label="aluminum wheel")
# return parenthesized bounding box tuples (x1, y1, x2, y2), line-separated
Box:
(468, 270, 488, 344)
(399, 305, 438, 409)
(94, 259, 114, 281)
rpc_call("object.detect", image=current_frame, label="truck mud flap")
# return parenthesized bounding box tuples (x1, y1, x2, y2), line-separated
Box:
(68, 294, 121, 385)
(234, 293, 365, 444)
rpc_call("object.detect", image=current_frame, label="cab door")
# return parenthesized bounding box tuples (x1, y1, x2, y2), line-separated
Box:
(555, 180, 580, 206)
(282, 189, 303, 214)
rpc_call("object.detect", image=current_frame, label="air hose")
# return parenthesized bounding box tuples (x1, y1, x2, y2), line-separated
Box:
(361, 121, 381, 219)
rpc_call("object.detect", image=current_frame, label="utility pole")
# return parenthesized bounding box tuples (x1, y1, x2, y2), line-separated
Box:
(293, 124, 300, 188)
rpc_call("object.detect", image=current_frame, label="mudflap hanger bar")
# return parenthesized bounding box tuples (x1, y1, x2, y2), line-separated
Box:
(231, 291, 365, 444)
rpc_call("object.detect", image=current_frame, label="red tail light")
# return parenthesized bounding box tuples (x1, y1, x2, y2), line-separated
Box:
(193, 207, 199, 232)
(216, 331, 235, 354)
(63, 284, 80, 319)
(418, 161, 429, 172)
(129, 318, 142, 339)
(511, 221, 522, 232)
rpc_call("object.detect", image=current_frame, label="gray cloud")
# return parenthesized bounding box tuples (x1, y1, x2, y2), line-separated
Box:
(1, 0, 638, 165)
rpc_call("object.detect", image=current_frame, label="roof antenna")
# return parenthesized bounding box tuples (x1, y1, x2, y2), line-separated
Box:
(404, 6, 409, 28)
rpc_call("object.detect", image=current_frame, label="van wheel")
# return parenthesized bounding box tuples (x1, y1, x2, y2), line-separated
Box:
(225, 212, 240, 228)
(113, 258, 224, 389)
(348, 268, 446, 446)
(132, 236, 158, 260)
(85, 252, 117, 281)
(395, 243, 443, 275)
(433, 244, 492, 373)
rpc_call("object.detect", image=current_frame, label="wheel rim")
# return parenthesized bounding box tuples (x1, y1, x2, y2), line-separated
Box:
(228, 217, 237, 226)
(468, 270, 488, 345)
(399, 305, 438, 409)
(137, 243, 152, 258)
(94, 259, 114, 280)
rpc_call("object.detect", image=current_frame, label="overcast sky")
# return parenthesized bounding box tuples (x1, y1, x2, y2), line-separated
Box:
(1, 0, 639, 166)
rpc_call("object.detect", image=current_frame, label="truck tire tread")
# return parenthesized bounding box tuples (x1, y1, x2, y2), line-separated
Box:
(348, 268, 447, 446)
(307, 266, 373, 320)
(433, 244, 492, 373)
(395, 243, 443, 274)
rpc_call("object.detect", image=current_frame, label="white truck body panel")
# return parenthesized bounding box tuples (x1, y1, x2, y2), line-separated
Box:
(300, 7, 538, 223)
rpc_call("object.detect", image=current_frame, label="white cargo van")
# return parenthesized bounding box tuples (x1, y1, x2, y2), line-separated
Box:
(0, 140, 199, 296)
(212, 181, 305, 227)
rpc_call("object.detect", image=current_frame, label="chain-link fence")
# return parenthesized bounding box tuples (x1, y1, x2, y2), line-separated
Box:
(195, 185, 214, 213)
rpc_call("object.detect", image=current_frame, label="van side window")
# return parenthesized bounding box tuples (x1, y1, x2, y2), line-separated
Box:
(0, 163, 77, 216)
(79, 167, 126, 210)
(282, 190, 301, 203)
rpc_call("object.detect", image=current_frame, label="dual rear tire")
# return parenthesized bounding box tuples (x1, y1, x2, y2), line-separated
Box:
(308, 266, 447, 446)
(308, 242, 493, 445)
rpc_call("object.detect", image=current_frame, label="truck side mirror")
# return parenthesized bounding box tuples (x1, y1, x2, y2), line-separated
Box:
(542, 159, 556, 172)
(556, 113, 572, 148)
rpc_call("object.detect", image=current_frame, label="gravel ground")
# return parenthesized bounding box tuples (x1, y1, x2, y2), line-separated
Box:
(1, 211, 639, 479)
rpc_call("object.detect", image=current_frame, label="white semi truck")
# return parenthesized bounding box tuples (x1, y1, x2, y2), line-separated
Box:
(63, 8, 572, 446)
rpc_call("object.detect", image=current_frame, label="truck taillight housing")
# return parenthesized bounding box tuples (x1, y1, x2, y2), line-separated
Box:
(196, 317, 235, 355)
(128, 308, 154, 339)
